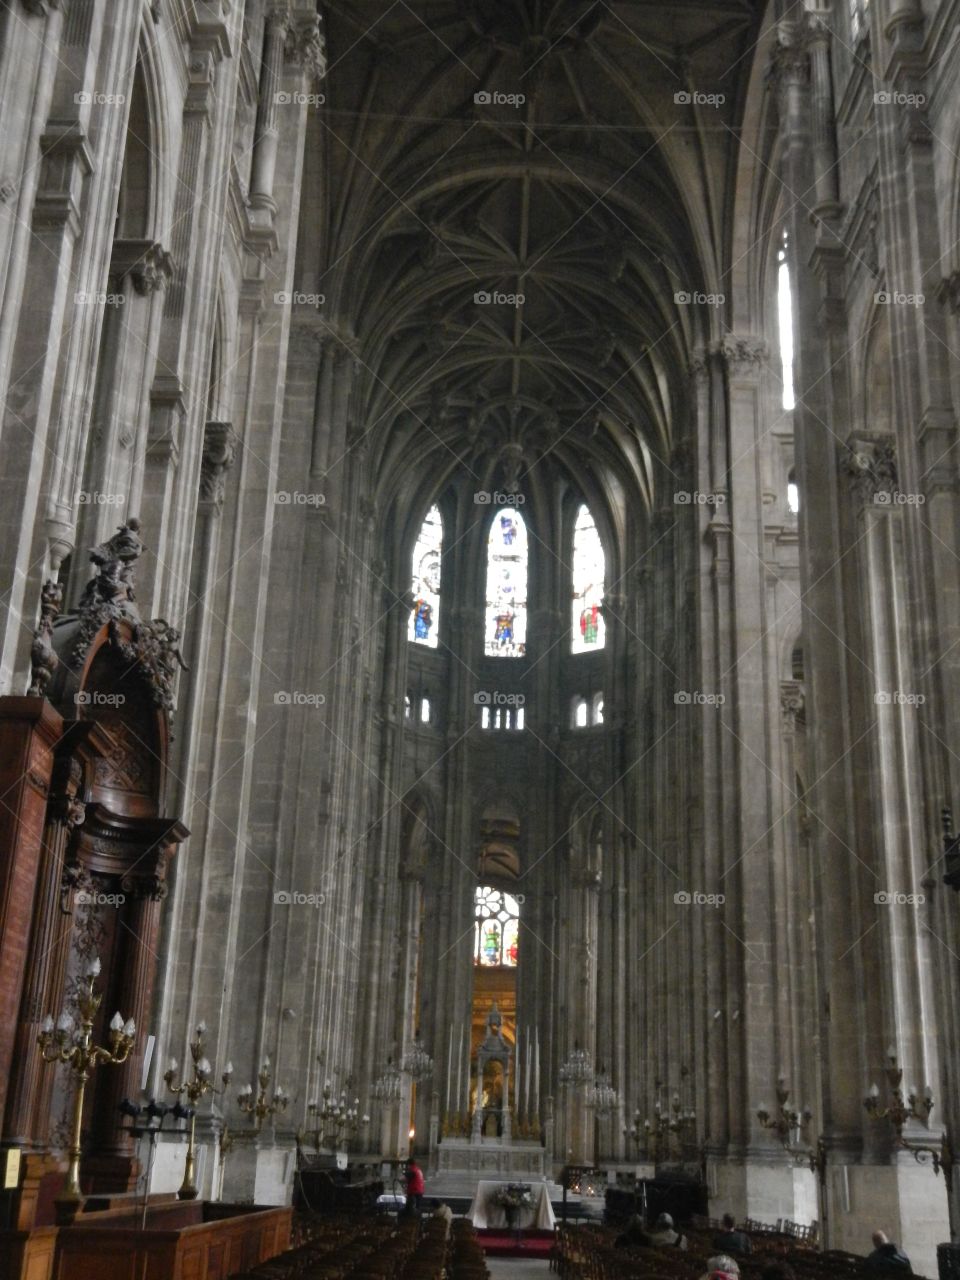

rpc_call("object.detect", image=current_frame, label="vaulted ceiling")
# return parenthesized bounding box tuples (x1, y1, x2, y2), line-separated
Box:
(305, 0, 767, 514)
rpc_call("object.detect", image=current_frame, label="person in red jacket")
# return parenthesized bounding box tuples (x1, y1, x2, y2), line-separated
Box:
(405, 1158, 425, 1213)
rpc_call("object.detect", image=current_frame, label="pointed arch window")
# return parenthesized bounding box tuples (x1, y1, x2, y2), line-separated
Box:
(409, 504, 443, 648)
(778, 230, 796, 412)
(475, 886, 519, 967)
(571, 504, 605, 653)
(485, 510, 528, 657)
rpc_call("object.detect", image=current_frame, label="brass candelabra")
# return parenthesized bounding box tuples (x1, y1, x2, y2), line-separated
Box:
(37, 956, 136, 1203)
(237, 1057, 289, 1132)
(299, 1074, 369, 1153)
(164, 1022, 233, 1199)
(863, 1048, 950, 1188)
(757, 1077, 812, 1146)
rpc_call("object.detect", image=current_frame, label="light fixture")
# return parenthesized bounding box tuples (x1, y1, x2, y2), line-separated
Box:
(401, 1032, 434, 1083)
(756, 1076, 812, 1146)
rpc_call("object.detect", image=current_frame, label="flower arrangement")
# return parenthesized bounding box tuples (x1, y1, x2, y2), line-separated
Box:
(492, 1183, 535, 1211)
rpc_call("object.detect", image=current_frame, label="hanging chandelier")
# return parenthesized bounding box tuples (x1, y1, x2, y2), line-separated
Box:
(401, 1033, 434, 1083)
(372, 1058, 402, 1102)
(590, 1066, 619, 1116)
(559, 1042, 595, 1087)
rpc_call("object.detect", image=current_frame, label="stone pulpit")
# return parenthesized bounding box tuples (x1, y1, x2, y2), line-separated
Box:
(472, 1004, 511, 1142)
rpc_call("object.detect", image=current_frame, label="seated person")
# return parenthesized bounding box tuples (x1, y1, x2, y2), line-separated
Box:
(648, 1212, 688, 1249)
(615, 1214, 652, 1249)
(865, 1231, 912, 1273)
(699, 1256, 740, 1280)
(713, 1213, 753, 1255)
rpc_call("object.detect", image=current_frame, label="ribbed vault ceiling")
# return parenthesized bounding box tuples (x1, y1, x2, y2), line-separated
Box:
(308, 0, 764, 510)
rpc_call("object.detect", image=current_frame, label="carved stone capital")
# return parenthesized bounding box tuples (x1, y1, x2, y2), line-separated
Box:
(719, 334, 768, 378)
(767, 21, 810, 93)
(110, 239, 174, 295)
(842, 435, 898, 504)
(285, 15, 327, 80)
(200, 421, 239, 508)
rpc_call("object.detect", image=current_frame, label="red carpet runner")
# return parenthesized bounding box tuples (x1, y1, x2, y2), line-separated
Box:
(477, 1228, 556, 1259)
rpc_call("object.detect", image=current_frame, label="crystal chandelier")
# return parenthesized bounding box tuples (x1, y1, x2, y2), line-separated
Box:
(372, 1058, 402, 1103)
(401, 1033, 434, 1083)
(590, 1066, 619, 1116)
(559, 1042, 595, 1087)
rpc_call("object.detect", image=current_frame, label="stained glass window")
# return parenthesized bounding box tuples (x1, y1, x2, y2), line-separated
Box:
(410, 505, 442, 648)
(571, 505, 605, 653)
(485, 511, 528, 657)
(475, 885, 519, 967)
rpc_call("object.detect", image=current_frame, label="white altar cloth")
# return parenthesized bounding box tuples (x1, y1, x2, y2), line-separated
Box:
(467, 1181, 556, 1230)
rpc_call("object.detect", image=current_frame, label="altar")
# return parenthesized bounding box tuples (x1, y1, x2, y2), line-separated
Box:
(467, 1181, 555, 1230)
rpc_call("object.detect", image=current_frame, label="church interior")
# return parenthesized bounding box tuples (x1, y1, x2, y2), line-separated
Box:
(2, 1, 960, 1278)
